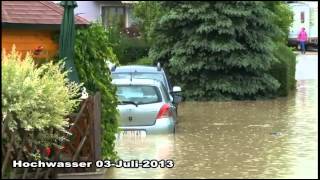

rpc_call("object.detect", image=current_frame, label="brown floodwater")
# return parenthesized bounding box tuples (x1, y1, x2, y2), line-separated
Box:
(105, 79, 318, 179)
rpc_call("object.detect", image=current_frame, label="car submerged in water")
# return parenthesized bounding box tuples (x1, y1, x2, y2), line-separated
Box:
(112, 78, 181, 135)
(110, 63, 183, 114)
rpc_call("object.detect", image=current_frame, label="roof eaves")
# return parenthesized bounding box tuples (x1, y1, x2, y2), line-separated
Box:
(39, 1, 89, 25)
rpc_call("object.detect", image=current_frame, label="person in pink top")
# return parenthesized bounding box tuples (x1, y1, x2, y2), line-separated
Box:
(297, 27, 308, 54)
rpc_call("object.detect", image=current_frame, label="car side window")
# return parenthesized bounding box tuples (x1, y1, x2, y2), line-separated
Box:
(160, 83, 170, 103)
(162, 70, 172, 90)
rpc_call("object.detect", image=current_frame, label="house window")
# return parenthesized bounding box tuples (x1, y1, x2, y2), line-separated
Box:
(127, 7, 136, 27)
(102, 6, 126, 28)
(300, 12, 305, 23)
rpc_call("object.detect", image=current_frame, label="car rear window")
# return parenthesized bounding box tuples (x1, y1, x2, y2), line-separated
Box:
(112, 73, 168, 90)
(116, 85, 162, 105)
(112, 73, 131, 79)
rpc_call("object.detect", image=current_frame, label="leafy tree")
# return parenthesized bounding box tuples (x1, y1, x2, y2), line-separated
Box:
(133, 1, 166, 43)
(150, 1, 281, 100)
(264, 1, 294, 43)
(74, 23, 119, 160)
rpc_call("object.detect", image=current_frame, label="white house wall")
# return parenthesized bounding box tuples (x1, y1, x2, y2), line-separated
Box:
(53, 1, 134, 27)
(288, 3, 310, 39)
(74, 1, 101, 22)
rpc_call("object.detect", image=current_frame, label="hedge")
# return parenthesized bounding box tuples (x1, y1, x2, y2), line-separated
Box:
(269, 43, 296, 96)
(74, 23, 119, 160)
(130, 56, 153, 66)
(115, 36, 150, 65)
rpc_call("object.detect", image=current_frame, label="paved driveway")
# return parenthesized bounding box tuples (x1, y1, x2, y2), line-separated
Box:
(295, 52, 318, 80)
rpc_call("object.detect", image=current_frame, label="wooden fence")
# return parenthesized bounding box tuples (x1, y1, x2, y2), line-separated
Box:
(1, 92, 102, 179)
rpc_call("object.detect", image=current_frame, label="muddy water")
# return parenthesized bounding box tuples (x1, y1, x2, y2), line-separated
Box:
(105, 54, 318, 178)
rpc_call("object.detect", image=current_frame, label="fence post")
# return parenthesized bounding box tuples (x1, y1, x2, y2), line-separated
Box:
(92, 92, 102, 165)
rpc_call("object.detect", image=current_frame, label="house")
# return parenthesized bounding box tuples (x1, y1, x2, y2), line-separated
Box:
(1, 1, 89, 59)
(287, 1, 318, 47)
(66, 1, 137, 28)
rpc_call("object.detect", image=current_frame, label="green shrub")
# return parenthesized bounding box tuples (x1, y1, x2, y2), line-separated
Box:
(106, 25, 150, 65)
(33, 54, 60, 67)
(74, 23, 119, 160)
(130, 56, 153, 66)
(115, 36, 150, 65)
(269, 43, 296, 96)
(264, 2, 294, 43)
(2, 46, 81, 146)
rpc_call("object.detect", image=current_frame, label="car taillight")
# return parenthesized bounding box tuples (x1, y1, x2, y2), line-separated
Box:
(156, 104, 172, 119)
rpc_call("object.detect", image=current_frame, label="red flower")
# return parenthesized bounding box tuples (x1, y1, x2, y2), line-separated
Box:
(43, 147, 51, 157)
(34, 46, 44, 55)
(36, 46, 44, 51)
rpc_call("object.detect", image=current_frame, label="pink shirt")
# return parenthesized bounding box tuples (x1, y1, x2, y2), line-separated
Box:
(298, 30, 308, 42)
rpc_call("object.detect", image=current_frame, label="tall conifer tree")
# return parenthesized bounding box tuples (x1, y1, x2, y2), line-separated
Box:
(150, 1, 280, 100)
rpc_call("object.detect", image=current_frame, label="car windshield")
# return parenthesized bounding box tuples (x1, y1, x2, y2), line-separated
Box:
(112, 73, 168, 90)
(116, 85, 162, 105)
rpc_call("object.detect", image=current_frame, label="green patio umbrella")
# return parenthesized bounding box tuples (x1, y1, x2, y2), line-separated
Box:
(59, 1, 79, 83)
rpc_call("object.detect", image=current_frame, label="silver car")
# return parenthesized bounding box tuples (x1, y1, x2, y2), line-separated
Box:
(112, 79, 179, 135)
(110, 64, 183, 114)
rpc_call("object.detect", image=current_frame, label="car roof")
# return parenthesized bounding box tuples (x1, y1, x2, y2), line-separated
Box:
(112, 78, 162, 87)
(112, 65, 162, 73)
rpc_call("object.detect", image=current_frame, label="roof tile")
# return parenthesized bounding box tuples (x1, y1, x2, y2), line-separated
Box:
(2, 1, 89, 25)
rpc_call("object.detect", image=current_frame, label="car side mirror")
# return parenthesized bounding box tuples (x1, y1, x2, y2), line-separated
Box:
(172, 86, 182, 93)
(173, 95, 182, 104)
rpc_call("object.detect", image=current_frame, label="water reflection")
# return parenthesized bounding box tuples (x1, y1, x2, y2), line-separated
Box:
(105, 135, 176, 179)
(105, 80, 317, 179)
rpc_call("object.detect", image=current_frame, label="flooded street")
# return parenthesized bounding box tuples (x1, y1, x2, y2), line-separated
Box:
(105, 53, 318, 179)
